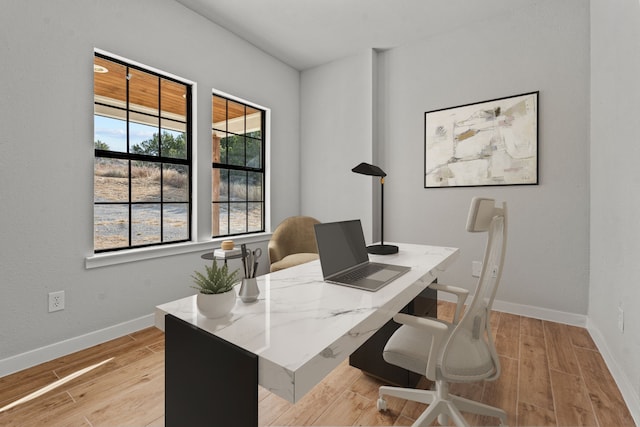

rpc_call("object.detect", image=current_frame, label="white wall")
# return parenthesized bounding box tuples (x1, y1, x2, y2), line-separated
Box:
(590, 0, 640, 412)
(0, 0, 300, 367)
(300, 50, 375, 240)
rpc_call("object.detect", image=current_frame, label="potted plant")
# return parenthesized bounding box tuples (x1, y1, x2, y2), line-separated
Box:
(191, 260, 240, 318)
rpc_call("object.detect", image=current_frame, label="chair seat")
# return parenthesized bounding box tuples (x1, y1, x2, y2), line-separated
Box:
(383, 321, 450, 376)
(270, 253, 319, 272)
(383, 322, 495, 380)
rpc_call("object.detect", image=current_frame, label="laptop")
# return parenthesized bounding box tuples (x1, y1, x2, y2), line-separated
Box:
(313, 219, 411, 291)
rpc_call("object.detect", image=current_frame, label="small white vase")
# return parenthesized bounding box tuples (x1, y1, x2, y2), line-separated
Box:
(196, 290, 236, 318)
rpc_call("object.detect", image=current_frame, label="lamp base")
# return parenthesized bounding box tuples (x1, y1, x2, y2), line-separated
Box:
(366, 244, 399, 255)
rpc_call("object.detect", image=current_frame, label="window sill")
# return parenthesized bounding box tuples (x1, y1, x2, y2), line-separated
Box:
(85, 233, 272, 269)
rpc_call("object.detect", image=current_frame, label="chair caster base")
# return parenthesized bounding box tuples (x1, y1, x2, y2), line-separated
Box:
(377, 397, 387, 411)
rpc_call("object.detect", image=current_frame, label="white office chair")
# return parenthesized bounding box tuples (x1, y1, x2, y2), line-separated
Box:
(378, 197, 508, 427)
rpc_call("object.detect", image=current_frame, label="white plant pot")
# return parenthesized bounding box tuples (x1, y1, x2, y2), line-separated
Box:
(196, 290, 236, 318)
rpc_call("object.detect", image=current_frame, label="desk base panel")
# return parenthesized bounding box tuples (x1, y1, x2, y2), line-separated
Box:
(165, 314, 258, 427)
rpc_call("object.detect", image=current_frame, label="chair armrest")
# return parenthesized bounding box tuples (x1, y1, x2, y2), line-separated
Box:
(267, 240, 282, 264)
(393, 313, 448, 379)
(393, 312, 448, 331)
(430, 283, 469, 324)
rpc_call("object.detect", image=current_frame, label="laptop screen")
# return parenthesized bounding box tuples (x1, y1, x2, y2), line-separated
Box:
(314, 220, 369, 278)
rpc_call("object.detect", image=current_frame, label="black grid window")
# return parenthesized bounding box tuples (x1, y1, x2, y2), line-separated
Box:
(211, 94, 265, 237)
(93, 53, 192, 252)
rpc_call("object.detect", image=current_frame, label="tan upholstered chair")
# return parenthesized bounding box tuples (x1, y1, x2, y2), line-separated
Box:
(268, 216, 321, 272)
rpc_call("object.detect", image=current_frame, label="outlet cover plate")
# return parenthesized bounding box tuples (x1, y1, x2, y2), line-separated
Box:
(49, 291, 65, 312)
(472, 261, 482, 278)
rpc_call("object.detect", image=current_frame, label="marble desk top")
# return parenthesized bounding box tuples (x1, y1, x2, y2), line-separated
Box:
(155, 243, 459, 403)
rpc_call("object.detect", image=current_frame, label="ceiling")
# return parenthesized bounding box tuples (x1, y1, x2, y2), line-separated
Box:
(175, 0, 534, 70)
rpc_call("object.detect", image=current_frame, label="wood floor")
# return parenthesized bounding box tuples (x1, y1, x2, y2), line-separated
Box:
(0, 301, 634, 427)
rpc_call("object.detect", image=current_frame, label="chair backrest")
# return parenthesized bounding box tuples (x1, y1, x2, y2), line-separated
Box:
(268, 216, 321, 264)
(439, 197, 507, 382)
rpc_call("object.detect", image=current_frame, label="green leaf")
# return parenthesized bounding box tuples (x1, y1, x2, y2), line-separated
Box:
(191, 259, 240, 294)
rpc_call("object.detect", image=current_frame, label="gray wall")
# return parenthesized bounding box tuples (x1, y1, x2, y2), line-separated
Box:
(301, 0, 590, 316)
(300, 50, 375, 239)
(590, 0, 640, 408)
(378, 1, 590, 315)
(0, 0, 300, 363)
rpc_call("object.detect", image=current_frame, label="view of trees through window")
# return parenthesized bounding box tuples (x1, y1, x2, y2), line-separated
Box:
(212, 94, 265, 237)
(93, 53, 191, 252)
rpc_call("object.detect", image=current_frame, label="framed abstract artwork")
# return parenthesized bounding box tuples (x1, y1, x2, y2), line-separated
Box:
(424, 91, 538, 188)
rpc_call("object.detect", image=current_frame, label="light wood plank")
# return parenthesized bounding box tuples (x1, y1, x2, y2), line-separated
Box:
(475, 355, 519, 427)
(47, 335, 136, 376)
(519, 333, 554, 410)
(517, 402, 556, 427)
(399, 397, 429, 422)
(574, 347, 635, 427)
(397, 376, 435, 421)
(351, 375, 407, 422)
(495, 313, 520, 359)
(145, 414, 164, 427)
(489, 310, 501, 342)
(566, 324, 597, 351)
(520, 316, 544, 338)
(270, 360, 360, 426)
(129, 327, 165, 348)
(0, 390, 91, 427)
(437, 300, 456, 323)
(393, 414, 416, 426)
(147, 341, 165, 353)
(269, 382, 336, 426)
(544, 321, 581, 376)
(258, 385, 272, 403)
(258, 391, 293, 426)
(0, 365, 58, 407)
(69, 350, 165, 427)
(353, 398, 399, 426)
(349, 372, 386, 401)
(311, 390, 370, 426)
(449, 378, 484, 403)
(549, 369, 596, 426)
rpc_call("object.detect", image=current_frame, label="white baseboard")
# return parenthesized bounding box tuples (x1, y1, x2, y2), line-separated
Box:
(491, 299, 587, 326)
(0, 314, 155, 378)
(587, 319, 640, 427)
(437, 292, 587, 326)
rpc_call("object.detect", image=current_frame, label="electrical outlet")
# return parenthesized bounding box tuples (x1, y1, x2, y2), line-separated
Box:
(491, 265, 498, 278)
(617, 305, 624, 332)
(472, 261, 482, 278)
(48, 291, 65, 312)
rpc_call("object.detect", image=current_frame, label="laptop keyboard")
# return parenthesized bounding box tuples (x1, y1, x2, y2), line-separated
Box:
(334, 263, 384, 283)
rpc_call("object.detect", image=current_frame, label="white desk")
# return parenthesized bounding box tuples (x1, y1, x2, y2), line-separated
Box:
(156, 243, 458, 426)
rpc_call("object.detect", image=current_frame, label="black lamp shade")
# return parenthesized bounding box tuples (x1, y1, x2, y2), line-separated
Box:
(352, 162, 386, 177)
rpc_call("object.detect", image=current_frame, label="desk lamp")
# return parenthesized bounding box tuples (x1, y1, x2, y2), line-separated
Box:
(352, 162, 398, 255)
